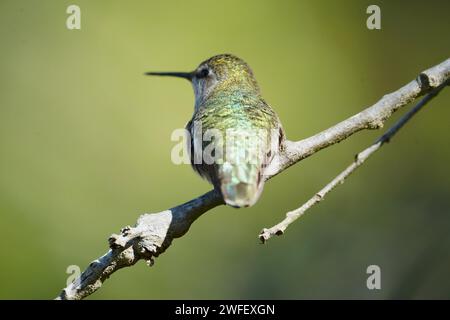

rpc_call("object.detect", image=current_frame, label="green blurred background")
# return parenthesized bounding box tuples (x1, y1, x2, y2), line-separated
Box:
(0, 0, 449, 299)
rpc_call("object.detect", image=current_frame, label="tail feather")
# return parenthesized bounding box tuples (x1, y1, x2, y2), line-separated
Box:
(221, 180, 263, 208)
(218, 162, 263, 208)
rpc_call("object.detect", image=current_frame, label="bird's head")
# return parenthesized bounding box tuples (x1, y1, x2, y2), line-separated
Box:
(146, 54, 260, 108)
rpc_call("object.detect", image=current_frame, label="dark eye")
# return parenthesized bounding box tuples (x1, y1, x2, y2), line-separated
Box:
(197, 68, 209, 79)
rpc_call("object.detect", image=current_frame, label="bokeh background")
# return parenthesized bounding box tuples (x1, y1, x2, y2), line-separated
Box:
(0, 0, 449, 299)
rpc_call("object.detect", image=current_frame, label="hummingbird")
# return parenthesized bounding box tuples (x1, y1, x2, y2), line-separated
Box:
(146, 54, 284, 208)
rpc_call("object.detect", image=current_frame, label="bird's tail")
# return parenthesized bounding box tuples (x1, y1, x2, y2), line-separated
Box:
(214, 125, 281, 208)
(218, 162, 264, 208)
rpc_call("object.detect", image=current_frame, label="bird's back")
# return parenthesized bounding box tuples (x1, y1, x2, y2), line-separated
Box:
(187, 91, 283, 207)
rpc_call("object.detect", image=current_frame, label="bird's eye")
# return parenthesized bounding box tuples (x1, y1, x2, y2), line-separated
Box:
(197, 68, 209, 79)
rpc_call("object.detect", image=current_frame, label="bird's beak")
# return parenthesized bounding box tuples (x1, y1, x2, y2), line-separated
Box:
(144, 71, 193, 81)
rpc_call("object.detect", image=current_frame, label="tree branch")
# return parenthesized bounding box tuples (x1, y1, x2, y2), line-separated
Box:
(259, 79, 449, 243)
(56, 58, 449, 300)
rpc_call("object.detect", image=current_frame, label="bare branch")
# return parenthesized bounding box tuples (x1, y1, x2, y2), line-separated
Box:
(57, 58, 450, 300)
(259, 79, 449, 243)
(57, 189, 223, 300)
(264, 58, 450, 178)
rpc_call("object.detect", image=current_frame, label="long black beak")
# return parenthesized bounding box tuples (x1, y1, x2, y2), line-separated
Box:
(144, 71, 193, 81)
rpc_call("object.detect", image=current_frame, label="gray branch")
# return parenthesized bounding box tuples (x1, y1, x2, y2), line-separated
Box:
(260, 79, 449, 242)
(56, 58, 449, 300)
